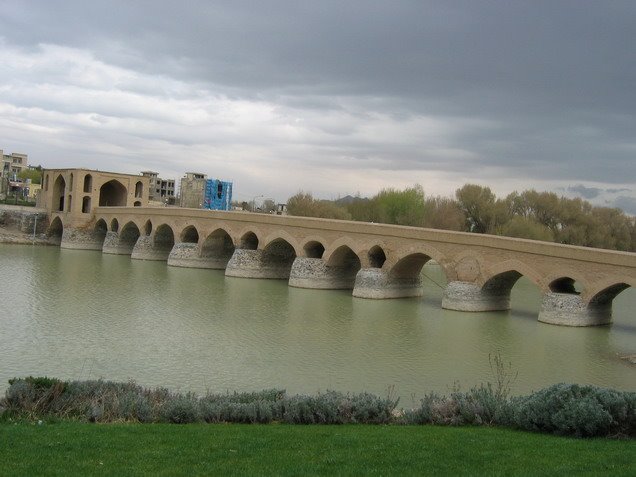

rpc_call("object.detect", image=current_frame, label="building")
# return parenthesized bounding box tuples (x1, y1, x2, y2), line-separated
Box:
(39, 168, 150, 225)
(1, 150, 28, 179)
(141, 171, 176, 202)
(179, 173, 233, 211)
(1, 150, 29, 197)
(179, 172, 208, 208)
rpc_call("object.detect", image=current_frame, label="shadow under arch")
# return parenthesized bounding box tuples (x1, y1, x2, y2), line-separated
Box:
(545, 273, 588, 295)
(368, 245, 387, 268)
(120, 221, 141, 249)
(263, 230, 301, 257)
(389, 252, 437, 280)
(154, 224, 175, 252)
(304, 240, 326, 259)
(180, 225, 199, 244)
(47, 216, 64, 245)
(262, 237, 297, 273)
(201, 228, 235, 260)
(323, 245, 362, 289)
(93, 219, 108, 247)
(480, 260, 543, 294)
(588, 282, 632, 307)
(239, 231, 260, 250)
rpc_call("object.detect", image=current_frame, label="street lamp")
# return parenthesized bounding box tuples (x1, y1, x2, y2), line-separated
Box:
(251, 195, 263, 213)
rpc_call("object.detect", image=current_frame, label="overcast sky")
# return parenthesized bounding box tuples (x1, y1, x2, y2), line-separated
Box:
(1, 1, 634, 211)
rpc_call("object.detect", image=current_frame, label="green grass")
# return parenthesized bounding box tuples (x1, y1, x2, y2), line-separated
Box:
(1, 422, 634, 476)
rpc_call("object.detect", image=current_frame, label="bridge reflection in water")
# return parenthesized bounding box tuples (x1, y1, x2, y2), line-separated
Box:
(48, 207, 636, 327)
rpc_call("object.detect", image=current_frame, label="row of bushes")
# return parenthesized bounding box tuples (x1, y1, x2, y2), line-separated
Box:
(1, 377, 634, 438)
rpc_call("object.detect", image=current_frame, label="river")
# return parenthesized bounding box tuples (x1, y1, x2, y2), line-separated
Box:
(1, 244, 634, 404)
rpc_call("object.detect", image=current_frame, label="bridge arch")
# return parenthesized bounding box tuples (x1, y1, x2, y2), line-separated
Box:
(263, 231, 301, 256)
(389, 253, 436, 280)
(480, 259, 543, 292)
(153, 224, 175, 252)
(47, 216, 64, 244)
(99, 180, 127, 207)
(323, 237, 362, 265)
(545, 271, 588, 295)
(120, 221, 141, 249)
(386, 243, 448, 278)
(325, 244, 362, 271)
(589, 283, 631, 306)
(263, 237, 297, 259)
(110, 218, 119, 232)
(304, 240, 326, 259)
(180, 225, 199, 244)
(368, 245, 387, 269)
(144, 220, 152, 235)
(201, 228, 235, 259)
(239, 231, 260, 250)
(93, 219, 108, 247)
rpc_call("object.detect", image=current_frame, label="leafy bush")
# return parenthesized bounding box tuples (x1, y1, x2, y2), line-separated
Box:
(513, 383, 636, 438)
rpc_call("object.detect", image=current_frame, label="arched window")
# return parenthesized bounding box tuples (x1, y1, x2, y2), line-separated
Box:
(82, 196, 91, 213)
(83, 174, 93, 193)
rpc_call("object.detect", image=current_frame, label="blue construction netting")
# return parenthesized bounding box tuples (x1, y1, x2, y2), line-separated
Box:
(203, 179, 233, 210)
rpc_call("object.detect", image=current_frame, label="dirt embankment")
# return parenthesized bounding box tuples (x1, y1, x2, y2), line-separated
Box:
(0, 227, 57, 246)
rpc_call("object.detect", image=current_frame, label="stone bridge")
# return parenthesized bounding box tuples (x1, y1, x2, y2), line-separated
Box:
(47, 206, 636, 327)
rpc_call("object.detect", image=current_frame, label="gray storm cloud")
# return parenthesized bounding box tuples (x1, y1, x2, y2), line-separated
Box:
(1, 0, 634, 203)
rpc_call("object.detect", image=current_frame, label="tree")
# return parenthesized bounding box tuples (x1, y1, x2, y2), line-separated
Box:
(423, 196, 465, 231)
(18, 168, 42, 185)
(373, 185, 426, 227)
(286, 192, 351, 220)
(499, 216, 554, 242)
(455, 184, 498, 233)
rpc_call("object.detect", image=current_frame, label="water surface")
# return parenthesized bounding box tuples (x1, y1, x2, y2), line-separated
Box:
(1, 244, 634, 404)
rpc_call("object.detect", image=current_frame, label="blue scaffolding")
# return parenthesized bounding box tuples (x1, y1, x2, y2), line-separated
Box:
(203, 179, 233, 210)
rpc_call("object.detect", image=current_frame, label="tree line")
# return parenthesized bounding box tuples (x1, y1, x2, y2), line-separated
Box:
(286, 184, 636, 252)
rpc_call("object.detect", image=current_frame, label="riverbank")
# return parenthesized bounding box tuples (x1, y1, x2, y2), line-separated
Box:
(0, 228, 55, 245)
(1, 422, 634, 476)
(0, 204, 52, 245)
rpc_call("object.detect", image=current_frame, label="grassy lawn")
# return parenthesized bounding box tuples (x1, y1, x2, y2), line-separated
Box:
(1, 423, 634, 476)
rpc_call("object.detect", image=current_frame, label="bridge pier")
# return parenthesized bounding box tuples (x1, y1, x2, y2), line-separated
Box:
(538, 292, 612, 326)
(166, 242, 231, 269)
(102, 231, 134, 255)
(288, 257, 358, 289)
(352, 268, 423, 299)
(131, 235, 172, 261)
(441, 281, 511, 312)
(225, 249, 294, 279)
(60, 226, 106, 251)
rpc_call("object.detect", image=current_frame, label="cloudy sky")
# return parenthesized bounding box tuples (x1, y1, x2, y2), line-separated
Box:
(1, 1, 634, 210)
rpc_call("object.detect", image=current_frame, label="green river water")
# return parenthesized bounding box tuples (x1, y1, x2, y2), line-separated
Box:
(1, 244, 634, 403)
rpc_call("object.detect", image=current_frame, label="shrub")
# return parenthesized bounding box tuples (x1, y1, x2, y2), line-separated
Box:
(513, 383, 636, 438)
(161, 394, 200, 424)
(403, 386, 512, 427)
